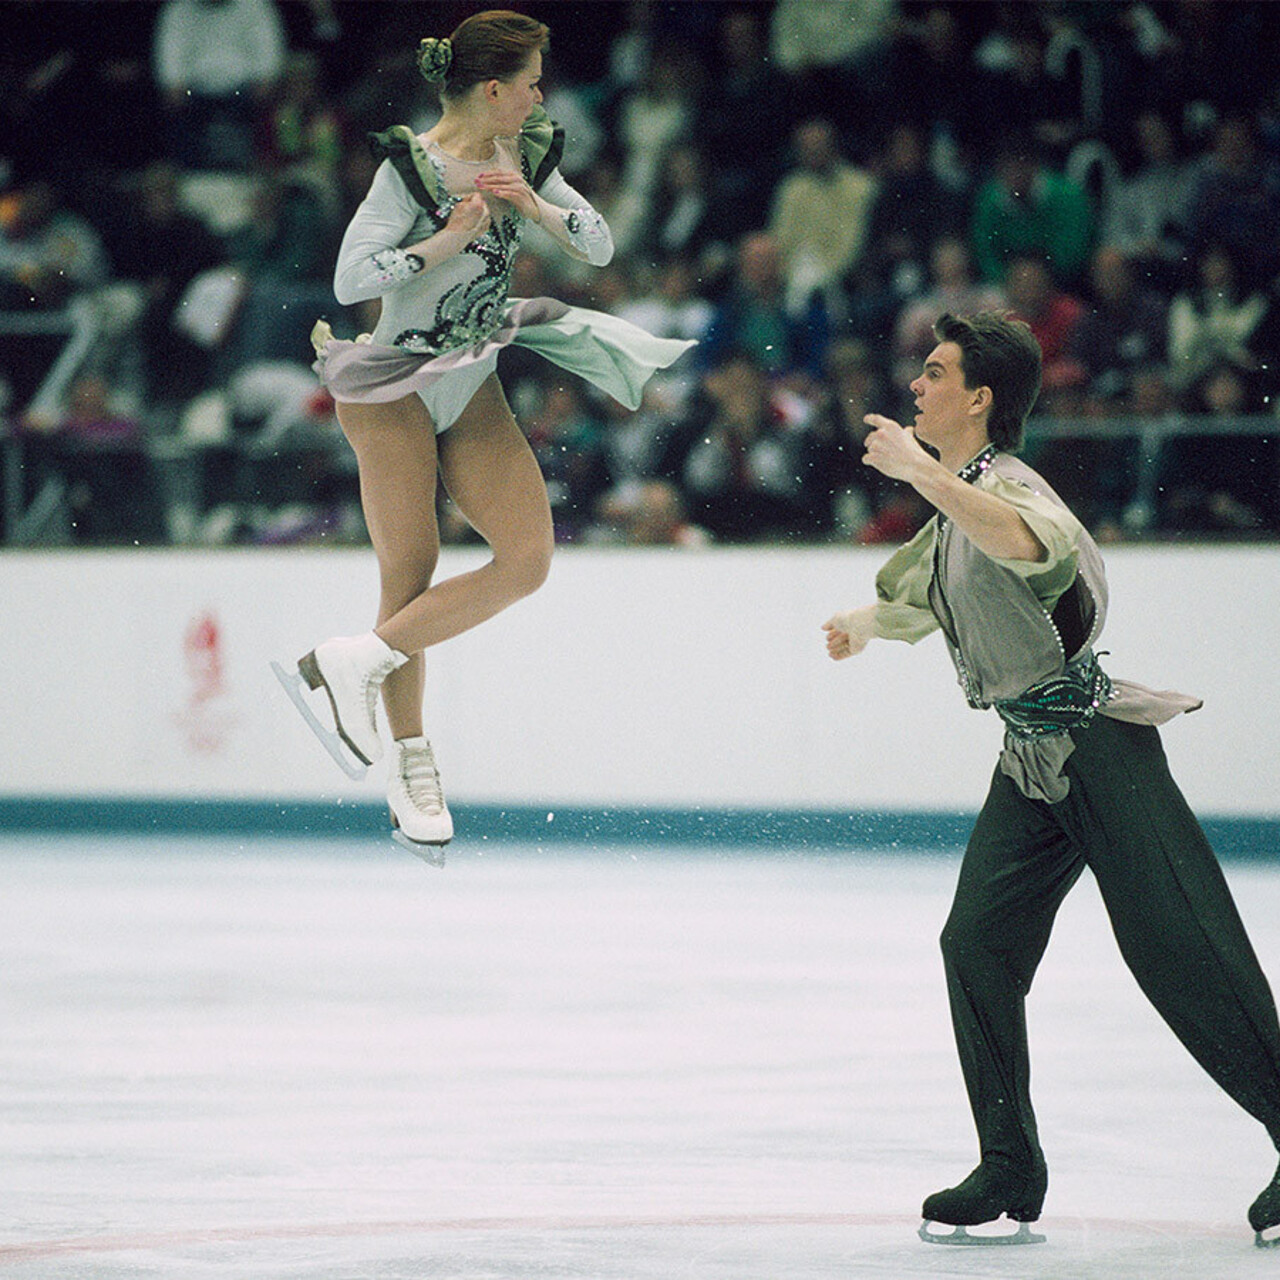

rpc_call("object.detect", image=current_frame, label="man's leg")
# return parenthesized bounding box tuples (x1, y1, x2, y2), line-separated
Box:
(1061, 716, 1280, 1145)
(940, 766, 1084, 1191)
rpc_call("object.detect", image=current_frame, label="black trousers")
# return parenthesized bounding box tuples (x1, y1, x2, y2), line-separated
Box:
(942, 715, 1280, 1173)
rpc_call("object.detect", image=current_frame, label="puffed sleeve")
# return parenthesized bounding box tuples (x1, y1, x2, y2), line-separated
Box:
(333, 161, 427, 306)
(977, 472, 1082, 604)
(532, 168, 614, 267)
(873, 520, 942, 644)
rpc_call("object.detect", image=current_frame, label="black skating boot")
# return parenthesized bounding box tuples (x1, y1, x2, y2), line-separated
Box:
(919, 1157, 1048, 1245)
(1251, 1158, 1280, 1248)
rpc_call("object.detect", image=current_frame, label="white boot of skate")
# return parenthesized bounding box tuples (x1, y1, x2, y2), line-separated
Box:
(294, 632, 407, 767)
(388, 735, 453, 862)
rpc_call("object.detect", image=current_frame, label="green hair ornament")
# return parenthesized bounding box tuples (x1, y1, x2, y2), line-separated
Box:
(417, 37, 453, 82)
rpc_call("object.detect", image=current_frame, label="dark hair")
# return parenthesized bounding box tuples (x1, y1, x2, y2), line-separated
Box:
(934, 311, 1042, 451)
(420, 10, 549, 102)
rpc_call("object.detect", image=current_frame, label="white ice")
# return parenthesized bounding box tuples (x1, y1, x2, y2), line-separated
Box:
(0, 835, 1277, 1279)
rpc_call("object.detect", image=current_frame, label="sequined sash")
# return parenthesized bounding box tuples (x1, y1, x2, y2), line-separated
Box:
(994, 651, 1113, 740)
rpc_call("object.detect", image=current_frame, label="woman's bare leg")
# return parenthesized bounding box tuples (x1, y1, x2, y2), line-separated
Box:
(377, 375, 553, 654)
(336, 394, 440, 741)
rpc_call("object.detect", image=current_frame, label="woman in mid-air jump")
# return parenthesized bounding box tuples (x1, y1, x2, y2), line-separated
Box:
(274, 10, 692, 861)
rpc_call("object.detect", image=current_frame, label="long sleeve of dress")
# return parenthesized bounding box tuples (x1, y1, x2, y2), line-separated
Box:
(332, 161, 428, 307)
(533, 168, 614, 266)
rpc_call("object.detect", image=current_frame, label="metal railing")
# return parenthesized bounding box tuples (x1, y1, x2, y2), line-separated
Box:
(1023, 413, 1277, 533)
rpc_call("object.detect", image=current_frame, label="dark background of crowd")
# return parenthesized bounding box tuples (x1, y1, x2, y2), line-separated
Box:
(3, 0, 1280, 549)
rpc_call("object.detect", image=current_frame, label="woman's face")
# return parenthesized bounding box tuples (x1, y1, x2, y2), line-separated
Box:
(491, 50, 543, 133)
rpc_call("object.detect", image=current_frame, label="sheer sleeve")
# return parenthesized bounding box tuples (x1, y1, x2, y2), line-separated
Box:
(531, 168, 614, 267)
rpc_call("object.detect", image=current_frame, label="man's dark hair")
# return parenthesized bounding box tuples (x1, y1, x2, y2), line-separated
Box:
(934, 311, 1042, 451)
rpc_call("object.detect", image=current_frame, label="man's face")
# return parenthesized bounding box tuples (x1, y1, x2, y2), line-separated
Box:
(908, 342, 978, 448)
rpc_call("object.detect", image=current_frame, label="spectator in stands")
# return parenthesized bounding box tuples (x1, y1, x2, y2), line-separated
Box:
(153, 0, 286, 171)
(1069, 245, 1169, 409)
(23, 372, 162, 544)
(0, 178, 108, 311)
(631, 145, 720, 269)
(1166, 243, 1273, 398)
(102, 161, 226, 406)
(616, 256, 713, 415)
(679, 348, 814, 541)
(698, 232, 830, 384)
(893, 234, 1005, 385)
(887, 5, 976, 170)
(1098, 110, 1197, 292)
(769, 0, 899, 148)
(845, 121, 972, 352)
(970, 133, 1093, 289)
(769, 118, 878, 317)
(524, 380, 610, 543)
(593, 379, 684, 499)
(694, 7, 791, 243)
(1186, 116, 1280, 290)
(260, 50, 344, 201)
(1142, 0, 1274, 121)
(803, 337, 904, 540)
(1158, 361, 1276, 534)
(613, 44, 700, 221)
(221, 171, 337, 369)
(968, 6, 1082, 155)
(1003, 253, 1086, 407)
(863, 123, 969, 303)
(593, 478, 711, 547)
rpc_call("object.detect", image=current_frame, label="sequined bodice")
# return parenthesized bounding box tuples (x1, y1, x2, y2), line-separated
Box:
(375, 137, 525, 356)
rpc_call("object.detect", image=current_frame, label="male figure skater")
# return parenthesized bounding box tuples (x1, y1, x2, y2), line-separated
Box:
(822, 311, 1280, 1247)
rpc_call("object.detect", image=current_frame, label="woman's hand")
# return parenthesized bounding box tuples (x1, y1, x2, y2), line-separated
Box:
(445, 193, 492, 243)
(473, 170, 540, 221)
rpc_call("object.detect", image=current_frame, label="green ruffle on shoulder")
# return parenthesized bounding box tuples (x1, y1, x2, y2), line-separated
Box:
(517, 105, 564, 191)
(367, 125, 445, 215)
(367, 108, 565, 214)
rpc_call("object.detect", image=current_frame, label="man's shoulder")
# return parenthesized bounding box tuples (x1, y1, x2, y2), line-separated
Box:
(985, 453, 1057, 498)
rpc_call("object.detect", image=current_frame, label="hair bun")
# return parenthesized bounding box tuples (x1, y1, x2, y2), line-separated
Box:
(417, 37, 453, 82)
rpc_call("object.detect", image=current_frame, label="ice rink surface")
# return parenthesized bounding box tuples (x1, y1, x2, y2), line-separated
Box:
(0, 834, 1277, 1280)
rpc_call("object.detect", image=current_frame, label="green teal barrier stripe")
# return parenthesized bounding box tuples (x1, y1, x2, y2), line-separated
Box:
(0, 798, 1276, 859)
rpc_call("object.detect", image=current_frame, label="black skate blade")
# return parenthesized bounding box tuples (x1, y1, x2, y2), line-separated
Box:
(919, 1219, 1045, 1246)
(391, 828, 448, 868)
(270, 660, 368, 780)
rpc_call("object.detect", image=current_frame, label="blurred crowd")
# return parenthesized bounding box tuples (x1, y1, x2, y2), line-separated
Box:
(3, 0, 1280, 548)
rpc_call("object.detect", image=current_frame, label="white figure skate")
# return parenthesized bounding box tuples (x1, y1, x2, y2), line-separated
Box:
(272, 632, 407, 776)
(388, 735, 453, 866)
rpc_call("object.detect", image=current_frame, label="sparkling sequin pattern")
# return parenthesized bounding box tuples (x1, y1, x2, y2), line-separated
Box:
(370, 249, 424, 287)
(392, 160, 524, 356)
(562, 206, 610, 256)
(994, 651, 1113, 738)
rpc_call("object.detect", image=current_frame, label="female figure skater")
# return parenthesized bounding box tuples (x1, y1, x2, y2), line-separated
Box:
(274, 10, 693, 858)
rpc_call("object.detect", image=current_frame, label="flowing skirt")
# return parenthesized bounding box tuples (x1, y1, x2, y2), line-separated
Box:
(312, 297, 697, 433)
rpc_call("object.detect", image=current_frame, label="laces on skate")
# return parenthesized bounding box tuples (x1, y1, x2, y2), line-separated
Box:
(388, 739, 453, 862)
(400, 743, 446, 815)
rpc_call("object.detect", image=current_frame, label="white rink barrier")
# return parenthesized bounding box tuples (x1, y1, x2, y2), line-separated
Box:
(1, 544, 1277, 841)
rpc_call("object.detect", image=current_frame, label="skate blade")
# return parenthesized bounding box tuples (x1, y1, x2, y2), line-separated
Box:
(270, 660, 367, 781)
(919, 1220, 1045, 1246)
(391, 828, 448, 868)
(1257, 1227, 1280, 1249)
